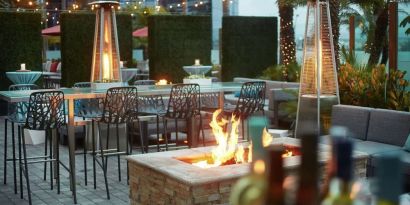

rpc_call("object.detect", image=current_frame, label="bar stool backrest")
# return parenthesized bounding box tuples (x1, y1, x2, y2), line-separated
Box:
(200, 92, 219, 109)
(234, 81, 266, 119)
(73, 82, 102, 118)
(165, 84, 200, 119)
(73, 82, 92, 88)
(138, 95, 166, 114)
(8, 84, 40, 123)
(101, 87, 138, 124)
(25, 91, 66, 130)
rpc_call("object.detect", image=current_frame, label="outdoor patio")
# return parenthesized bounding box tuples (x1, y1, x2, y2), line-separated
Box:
(0, 0, 410, 205)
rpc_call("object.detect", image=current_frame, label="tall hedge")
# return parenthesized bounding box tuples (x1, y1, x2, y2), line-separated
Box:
(221, 16, 278, 81)
(148, 15, 211, 83)
(0, 12, 42, 90)
(60, 12, 132, 87)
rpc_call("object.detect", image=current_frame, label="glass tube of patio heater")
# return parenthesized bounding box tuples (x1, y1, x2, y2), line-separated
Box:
(102, 7, 113, 81)
(294, 0, 340, 138)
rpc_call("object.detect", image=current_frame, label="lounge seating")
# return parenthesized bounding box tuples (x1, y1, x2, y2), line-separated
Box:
(328, 104, 410, 191)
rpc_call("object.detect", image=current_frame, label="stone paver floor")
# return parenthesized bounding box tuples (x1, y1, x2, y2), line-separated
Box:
(0, 117, 150, 205)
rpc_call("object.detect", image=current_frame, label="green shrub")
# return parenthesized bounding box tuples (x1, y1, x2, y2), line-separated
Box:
(338, 63, 410, 111)
(221, 16, 278, 81)
(259, 62, 300, 82)
(148, 15, 211, 83)
(0, 11, 42, 90)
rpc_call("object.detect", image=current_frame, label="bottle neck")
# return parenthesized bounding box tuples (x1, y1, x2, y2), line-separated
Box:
(338, 179, 351, 195)
(376, 199, 398, 205)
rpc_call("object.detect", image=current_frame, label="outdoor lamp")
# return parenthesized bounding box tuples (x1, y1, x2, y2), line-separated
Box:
(294, 0, 340, 138)
(90, 0, 122, 84)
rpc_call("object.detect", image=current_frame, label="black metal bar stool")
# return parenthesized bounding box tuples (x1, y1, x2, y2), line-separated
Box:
(202, 81, 266, 140)
(3, 84, 39, 196)
(91, 86, 142, 199)
(72, 82, 103, 187)
(163, 84, 205, 150)
(19, 90, 71, 205)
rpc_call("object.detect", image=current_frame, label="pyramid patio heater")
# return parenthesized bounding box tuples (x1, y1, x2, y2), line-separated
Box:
(90, 0, 122, 89)
(294, 0, 340, 138)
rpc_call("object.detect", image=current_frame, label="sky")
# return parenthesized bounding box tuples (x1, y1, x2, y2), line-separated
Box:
(238, 0, 410, 41)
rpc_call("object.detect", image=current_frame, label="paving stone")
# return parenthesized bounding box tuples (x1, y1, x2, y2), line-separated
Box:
(0, 117, 133, 205)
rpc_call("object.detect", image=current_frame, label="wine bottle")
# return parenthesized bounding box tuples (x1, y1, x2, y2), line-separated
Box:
(321, 126, 349, 201)
(328, 138, 353, 205)
(230, 116, 268, 205)
(265, 145, 285, 205)
(295, 133, 319, 205)
(374, 153, 403, 205)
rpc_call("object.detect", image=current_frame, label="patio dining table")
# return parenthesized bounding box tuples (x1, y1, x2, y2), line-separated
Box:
(0, 82, 243, 204)
(6, 71, 42, 84)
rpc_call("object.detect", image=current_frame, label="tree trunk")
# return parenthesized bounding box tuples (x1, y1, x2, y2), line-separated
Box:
(368, 5, 389, 66)
(278, 0, 296, 65)
(329, 0, 340, 69)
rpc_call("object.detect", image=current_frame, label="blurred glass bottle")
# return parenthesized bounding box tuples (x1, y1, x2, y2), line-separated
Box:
(265, 145, 285, 205)
(295, 133, 319, 205)
(321, 137, 354, 205)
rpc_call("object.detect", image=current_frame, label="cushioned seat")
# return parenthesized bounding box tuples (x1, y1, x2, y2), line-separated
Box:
(331, 105, 373, 140)
(366, 108, 410, 146)
(319, 135, 364, 145)
(371, 149, 410, 173)
(354, 141, 402, 156)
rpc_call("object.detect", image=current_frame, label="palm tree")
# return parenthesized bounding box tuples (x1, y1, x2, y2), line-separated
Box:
(278, 0, 296, 65)
(346, 0, 389, 66)
(329, 0, 341, 69)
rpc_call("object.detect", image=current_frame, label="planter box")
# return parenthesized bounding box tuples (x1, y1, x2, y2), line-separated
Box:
(91, 82, 124, 90)
(183, 78, 212, 86)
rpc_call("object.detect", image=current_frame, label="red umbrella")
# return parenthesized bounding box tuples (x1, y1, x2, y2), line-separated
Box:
(42, 25, 60, 36)
(132, 27, 148, 37)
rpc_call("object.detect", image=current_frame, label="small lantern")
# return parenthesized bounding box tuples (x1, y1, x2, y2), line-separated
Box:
(90, 0, 122, 83)
(295, 0, 340, 138)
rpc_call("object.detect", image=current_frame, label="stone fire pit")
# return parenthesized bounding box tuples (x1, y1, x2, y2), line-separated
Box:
(127, 137, 368, 205)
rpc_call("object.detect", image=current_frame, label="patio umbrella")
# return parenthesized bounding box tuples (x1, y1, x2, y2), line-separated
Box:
(42, 25, 60, 36)
(132, 27, 148, 37)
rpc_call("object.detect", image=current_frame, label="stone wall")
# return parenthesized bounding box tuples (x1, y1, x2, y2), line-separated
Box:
(129, 156, 367, 205)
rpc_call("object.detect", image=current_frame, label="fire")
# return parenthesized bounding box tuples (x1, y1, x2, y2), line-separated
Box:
(156, 79, 168, 85)
(282, 150, 293, 158)
(193, 110, 277, 169)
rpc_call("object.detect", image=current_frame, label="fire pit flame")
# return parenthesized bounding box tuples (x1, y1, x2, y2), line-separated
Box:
(192, 109, 278, 169)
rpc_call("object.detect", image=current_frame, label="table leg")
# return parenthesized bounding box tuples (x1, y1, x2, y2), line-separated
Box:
(67, 99, 77, 204)
(187, 117, 198, 148)
(52, 129, 57, 180)
(219, 91, 224, 108)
